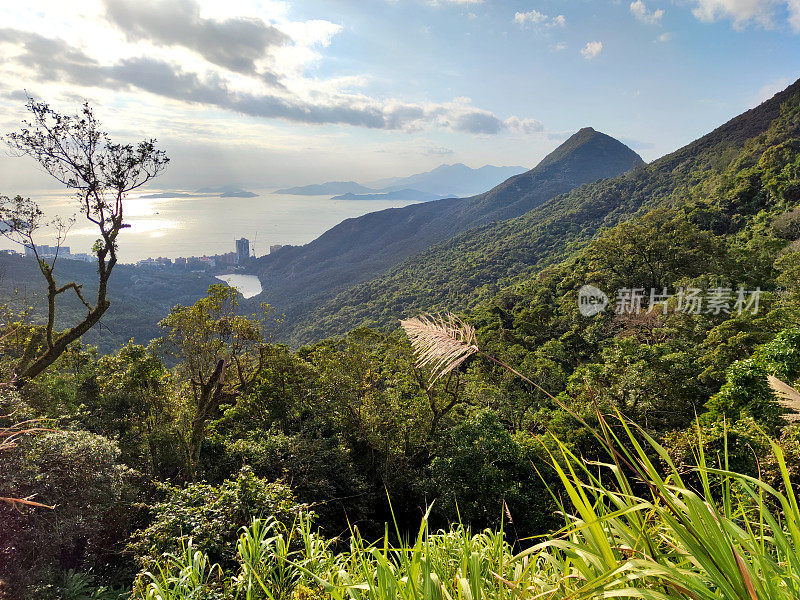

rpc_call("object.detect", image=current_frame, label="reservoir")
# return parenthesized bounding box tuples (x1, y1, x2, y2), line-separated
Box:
(215, 274, 263, 298)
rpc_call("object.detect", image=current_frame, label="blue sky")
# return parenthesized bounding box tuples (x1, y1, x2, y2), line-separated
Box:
(0, 0, 798, 189)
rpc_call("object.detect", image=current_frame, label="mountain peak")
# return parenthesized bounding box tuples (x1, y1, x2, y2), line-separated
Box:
(532, 127, 643, 174)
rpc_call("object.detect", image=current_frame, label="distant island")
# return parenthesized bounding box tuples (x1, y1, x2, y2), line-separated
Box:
(331, 189, 448, 202)
(274, 181, 376, 195)
(195, 185, 258, 196)
(139, 185, 258, 199)
(139, 192, 202, 199)
(275, 163, 528, 201)
(219, 190, 258, 197)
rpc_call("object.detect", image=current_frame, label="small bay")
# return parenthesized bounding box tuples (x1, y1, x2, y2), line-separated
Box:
(215, 273, 263, 298)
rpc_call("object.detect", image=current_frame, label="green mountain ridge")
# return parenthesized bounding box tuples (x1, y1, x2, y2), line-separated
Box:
(285, 78, 800, 345)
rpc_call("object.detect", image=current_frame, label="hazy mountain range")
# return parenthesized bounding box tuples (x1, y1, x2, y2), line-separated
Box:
(274, 163, 527, 199)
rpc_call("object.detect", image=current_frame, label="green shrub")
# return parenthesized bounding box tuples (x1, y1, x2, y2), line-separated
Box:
(27, 570, 128, 600)
(428, 410, 554, 535)
(0, 414, 142, 597)
(130, 467, 307, 569)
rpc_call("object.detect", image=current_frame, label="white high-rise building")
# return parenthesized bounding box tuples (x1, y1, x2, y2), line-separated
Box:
(235, 238, 250, 264)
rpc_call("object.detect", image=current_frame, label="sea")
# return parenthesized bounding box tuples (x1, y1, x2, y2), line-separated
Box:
(0, 188, 423, 263)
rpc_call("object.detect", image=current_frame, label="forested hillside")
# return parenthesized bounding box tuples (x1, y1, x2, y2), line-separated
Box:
(0, 254, 219, 353)
(252, 128, 642, 332)
(288, 78, 800, 344)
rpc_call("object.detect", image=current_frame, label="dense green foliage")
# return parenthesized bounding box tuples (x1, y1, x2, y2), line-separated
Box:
(130, 468, 304, 570)
(706, 328, 800, 430)
(0, 397, 142, 596)
(132, 420, 800, 600)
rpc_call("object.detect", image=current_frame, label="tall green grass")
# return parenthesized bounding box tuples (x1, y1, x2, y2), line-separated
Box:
(134, 416, 800, 600)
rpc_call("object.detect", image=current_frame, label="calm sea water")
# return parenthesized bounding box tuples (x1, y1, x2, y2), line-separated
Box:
(0, 189, 423, 262)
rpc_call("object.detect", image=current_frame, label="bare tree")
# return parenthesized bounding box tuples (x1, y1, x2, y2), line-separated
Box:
(0, 99, 169, 386)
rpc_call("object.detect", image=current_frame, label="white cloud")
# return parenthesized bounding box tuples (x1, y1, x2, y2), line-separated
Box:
(0, 21, 544, 138)
(690, 0, 800, 31)
(504, 116, 544, 134)
(580, 40, 603, 59)
(655, 31, 674, 41)
(514, 10, 548, 25)
(630, 1, 665, 24)
(791, 0, 800, 30)
(514, 10, 565, 27)
(551, 41, 568, 51)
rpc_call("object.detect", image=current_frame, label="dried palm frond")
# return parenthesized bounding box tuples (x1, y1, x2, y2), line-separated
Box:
(0, 419, 56, 509)
(0, 495, 55, 510)
(400, 313, 478, 382)
(767, 375, 800, 420)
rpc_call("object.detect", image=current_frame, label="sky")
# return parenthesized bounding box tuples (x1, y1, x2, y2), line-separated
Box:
(0, 0, 799, 191)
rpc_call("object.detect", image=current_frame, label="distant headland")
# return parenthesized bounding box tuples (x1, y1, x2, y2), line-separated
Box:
(139, 185, 258, 199)
(330, 189, 447, 202)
